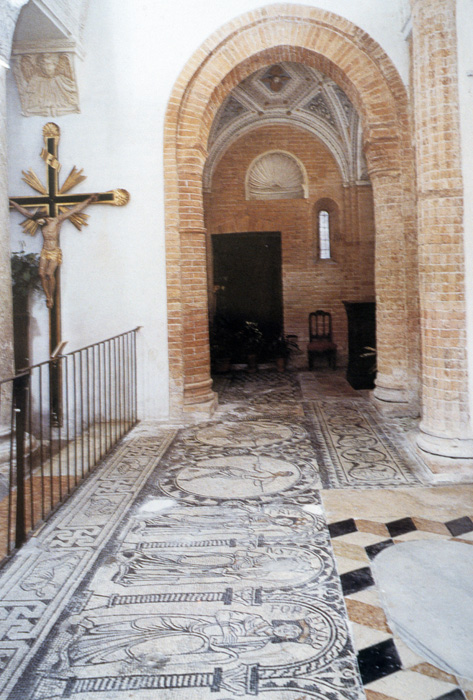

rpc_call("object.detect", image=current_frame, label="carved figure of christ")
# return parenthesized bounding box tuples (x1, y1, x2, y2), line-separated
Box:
(9, 122, 129, 352)
(10, 195, 98, 308)
(9, 122, 129, 423)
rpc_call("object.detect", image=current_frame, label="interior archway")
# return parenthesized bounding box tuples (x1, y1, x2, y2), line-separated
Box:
(164, 3, 418, 416)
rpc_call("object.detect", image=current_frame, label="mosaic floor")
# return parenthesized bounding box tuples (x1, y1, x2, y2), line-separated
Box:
(0, 369, 472, 699)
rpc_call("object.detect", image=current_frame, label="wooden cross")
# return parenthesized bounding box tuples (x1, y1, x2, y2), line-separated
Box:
(9, 122, 129, 422)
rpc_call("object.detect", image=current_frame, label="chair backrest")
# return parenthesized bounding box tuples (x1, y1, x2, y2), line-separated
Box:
(309, 310, 332, 342)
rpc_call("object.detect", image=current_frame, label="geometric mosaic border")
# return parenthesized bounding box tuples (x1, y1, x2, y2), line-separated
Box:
(306, 399, 422, 489)
(0, 431, 177, 698)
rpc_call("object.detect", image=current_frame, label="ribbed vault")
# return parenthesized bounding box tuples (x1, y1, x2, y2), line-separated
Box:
(204, 62, 368, 190)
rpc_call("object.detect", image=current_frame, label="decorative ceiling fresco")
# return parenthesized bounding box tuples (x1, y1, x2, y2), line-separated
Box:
(205, 62, 369, 190)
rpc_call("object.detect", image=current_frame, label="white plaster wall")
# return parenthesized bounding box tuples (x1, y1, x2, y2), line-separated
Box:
(6, 0, 409, 419)
(457, 0, 473, 424)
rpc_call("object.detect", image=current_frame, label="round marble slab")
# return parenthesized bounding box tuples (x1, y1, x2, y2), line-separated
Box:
(176, 455, 300, 498)
(372, 540, 473, 679)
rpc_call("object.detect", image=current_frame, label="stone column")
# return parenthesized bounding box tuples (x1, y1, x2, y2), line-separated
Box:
(369, 166, 411, 411)
(0, 0, 29, 459)
(181, 227, 217, 415)
(411, 0, 473, 474)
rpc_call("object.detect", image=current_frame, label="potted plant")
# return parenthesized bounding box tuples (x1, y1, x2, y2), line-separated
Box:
(11, 252, 41, 371)
(237, 321, 263, 373)
(271, 334, 300, 372)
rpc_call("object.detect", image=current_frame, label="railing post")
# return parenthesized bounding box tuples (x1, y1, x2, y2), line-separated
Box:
(1, 327, 140, 564)
(14, 373, 29, 550)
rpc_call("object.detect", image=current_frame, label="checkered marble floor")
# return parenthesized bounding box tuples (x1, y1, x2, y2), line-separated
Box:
(322, 486, 473, 700)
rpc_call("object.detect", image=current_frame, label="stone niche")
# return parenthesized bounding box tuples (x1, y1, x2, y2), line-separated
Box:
(10, 0, 89, 117)
(246, 151, 307, 200)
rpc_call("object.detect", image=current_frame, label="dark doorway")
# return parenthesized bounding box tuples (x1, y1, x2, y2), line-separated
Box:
(211, 232, 283, 360)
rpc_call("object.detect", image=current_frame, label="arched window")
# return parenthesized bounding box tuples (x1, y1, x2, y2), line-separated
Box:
(318, 210, 331, 259)
(314, 199, 339, 261)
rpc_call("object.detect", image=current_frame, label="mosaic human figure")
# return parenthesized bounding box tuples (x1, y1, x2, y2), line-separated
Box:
(66, 610, 314, 668)
(114, 546, 318, 588)
(178, 455, 294, 494)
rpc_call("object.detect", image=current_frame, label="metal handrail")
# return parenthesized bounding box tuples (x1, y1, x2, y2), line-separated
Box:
(0, 327, 141, 565)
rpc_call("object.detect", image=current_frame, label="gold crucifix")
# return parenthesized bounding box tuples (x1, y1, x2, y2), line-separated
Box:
(9, 122, 129, 422)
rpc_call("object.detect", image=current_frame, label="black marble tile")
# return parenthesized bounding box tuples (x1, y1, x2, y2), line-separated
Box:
(385, 517, 417, 537)
(357, 638, 402, 684)
(445, 516, 473, 537)
(340, 567, 374, 596)
(328, 518, 358, 538)
(365, 539, 394, 560)
(434, 690, 467, 700)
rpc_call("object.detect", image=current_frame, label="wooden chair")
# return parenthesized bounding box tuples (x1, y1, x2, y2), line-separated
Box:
(307, 310, 337, 369)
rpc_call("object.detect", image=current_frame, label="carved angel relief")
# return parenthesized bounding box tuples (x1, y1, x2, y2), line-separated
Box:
(12, 52, 80, 117)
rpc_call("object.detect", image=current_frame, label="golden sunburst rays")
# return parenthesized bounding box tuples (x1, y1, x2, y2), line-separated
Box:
(22, 165, 87, 197)
(20, 207, 48, 236)
(58, 208, 90, 230)
(21, 169, 47, 195)
(59, 166, 87, 194)
(21, 218, 39, 236)
(18, 164, 90, 230)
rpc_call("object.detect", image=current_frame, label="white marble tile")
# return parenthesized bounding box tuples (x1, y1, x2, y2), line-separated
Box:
(393, 530, 448, 542)
(336, 530, 388, 547)
(346, 585, 383, 608)
(373, 540, 473, 681)
(393, 636, 429, 669)
(332, 554, 370, 574)
(366, 669, 458, 700)
(350, 620, 392, 650)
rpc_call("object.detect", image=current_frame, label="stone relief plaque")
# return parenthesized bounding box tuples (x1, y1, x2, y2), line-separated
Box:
(12, 51, 80, 117)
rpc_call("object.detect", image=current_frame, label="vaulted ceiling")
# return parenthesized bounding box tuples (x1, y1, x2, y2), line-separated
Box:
(205, 62, 369, 190)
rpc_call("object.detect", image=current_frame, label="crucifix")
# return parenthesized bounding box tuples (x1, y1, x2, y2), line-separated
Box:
(9, 122, 129, 423)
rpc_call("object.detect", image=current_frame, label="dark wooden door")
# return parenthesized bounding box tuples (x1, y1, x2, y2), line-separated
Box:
(212, 232, 283, 352)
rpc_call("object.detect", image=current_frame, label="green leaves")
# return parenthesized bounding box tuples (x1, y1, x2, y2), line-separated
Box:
(11, 252, 41, 297)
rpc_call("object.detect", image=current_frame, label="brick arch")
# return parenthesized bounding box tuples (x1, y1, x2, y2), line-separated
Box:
(164, 4, 417, 415)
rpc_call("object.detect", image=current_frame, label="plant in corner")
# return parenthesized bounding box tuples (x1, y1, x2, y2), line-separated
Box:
(271, 334, 300, 372)
(11, 252, 41, 370)
(237, 321, 263, 373)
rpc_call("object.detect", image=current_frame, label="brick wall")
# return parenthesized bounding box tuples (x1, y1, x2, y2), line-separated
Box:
(165, 5, 415, 414)
(204, 124, 375, 365)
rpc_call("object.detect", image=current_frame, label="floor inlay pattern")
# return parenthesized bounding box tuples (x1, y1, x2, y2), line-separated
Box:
(324, 501, 473, 700)
(3, 370, 468, 700)
(215, 371, 305, 418)
(0, 430, 177, 700)
(0, 403, 365, 699)
(307, 400, 423, 489)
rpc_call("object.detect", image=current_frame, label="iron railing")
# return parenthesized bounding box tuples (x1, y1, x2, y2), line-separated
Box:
(0, 327, 140, 564)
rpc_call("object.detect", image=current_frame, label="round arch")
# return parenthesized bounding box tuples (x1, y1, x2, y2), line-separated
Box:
(164, 3, 417, 415)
